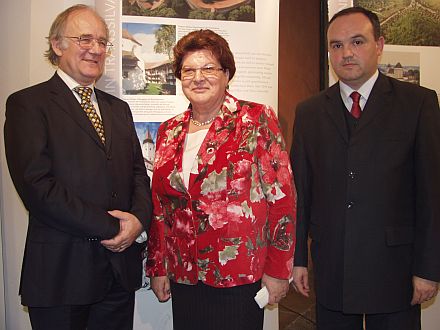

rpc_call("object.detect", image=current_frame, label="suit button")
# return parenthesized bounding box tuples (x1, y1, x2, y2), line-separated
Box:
(348, 171, 356, 179)
(111, 192, 117, 198)
(347, 201, 354, 209)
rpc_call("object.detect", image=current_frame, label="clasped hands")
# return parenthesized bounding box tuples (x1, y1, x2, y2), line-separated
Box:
(262, 273, 290, 305)
(101, 210, 143, 253)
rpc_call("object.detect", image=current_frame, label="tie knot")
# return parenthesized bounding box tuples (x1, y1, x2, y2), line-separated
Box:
(350, 91, 361, 103)
(74, 86, 93, 103)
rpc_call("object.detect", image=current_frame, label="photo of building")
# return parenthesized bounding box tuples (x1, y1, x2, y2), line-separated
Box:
(121, 23, 176, 95)
(378, 51, 420, 85)
(122, 29, 147, 94)
(134, 122, 160, 176)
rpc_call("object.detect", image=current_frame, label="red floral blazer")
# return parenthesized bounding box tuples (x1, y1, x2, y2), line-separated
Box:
(145, 92, 296, 287)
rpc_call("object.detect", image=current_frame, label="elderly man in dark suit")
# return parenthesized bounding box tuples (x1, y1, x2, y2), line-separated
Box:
(4, 4, 151, 330)
(290, 6, 440, 330)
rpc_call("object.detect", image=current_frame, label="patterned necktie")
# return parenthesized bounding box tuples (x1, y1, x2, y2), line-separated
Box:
(350, 91, 362, 119)
(73, 86, 106, 144)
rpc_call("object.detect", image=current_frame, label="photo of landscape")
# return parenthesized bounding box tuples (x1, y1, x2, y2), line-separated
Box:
(354, 0, 440, 46)
(123, 0, 256, 22)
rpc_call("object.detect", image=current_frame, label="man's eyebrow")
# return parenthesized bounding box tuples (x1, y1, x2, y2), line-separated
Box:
(328, 34, 366, 44)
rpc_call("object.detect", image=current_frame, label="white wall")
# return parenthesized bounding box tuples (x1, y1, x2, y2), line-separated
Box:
(1, 1, 34, 329)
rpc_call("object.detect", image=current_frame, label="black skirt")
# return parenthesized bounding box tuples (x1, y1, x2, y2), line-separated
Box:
(170, 280, 264, 330)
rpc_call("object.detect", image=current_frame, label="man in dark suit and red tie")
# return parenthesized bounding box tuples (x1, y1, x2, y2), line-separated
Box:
(290, 6, 440, 330)
(4, 4, 151, 330)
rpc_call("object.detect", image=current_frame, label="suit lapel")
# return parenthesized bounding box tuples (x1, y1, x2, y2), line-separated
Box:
(96, 89, 113, 153)
(48, 73, 106, 150)
(325, 84, 349, 144)
(355, 73, 393, 134)
(164, 112, 190, 193)
(189, 94, 237, 191)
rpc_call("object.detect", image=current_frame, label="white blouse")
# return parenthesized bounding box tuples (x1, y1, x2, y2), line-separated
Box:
(182, 129, 209, 188)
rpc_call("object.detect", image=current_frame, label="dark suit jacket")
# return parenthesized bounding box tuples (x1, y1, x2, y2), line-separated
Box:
(291, 73, 440, 314)
(4, 73, 152, 307)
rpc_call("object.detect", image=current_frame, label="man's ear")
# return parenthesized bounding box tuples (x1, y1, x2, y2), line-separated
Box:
(51, 38, 64, 57)
(376, 36, 385, 56)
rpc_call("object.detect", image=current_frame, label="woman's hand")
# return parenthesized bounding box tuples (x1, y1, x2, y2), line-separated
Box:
(150, 276, 171, 302)
(262, 273, 290, 305)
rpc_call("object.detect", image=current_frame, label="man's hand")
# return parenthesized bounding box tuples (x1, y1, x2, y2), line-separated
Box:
(291, 266, 310, 297)
(150, 276, 171, 302)
(411, 276, 439, 305)
(101, 210, 143, 252)
(261, 273, 290, 305)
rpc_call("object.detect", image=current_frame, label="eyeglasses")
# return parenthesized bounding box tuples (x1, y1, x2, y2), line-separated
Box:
(180, 66, 225, 80)
(64, 35, 113, 51)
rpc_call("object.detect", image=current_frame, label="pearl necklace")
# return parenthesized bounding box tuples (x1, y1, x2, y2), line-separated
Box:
(190, 111, 218, 126)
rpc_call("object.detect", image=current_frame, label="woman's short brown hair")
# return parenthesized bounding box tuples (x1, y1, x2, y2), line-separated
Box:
(173, 29, 236, 81)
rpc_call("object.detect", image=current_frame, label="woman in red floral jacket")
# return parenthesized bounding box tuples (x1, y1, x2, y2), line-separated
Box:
(146, 29, 296, 330)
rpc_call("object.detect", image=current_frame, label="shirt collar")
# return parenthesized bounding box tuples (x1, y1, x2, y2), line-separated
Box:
(339, 70, 379, 102)
(57, 68, 95, 91)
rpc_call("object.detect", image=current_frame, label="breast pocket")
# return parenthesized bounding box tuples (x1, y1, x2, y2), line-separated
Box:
(374, 134, 412, 171)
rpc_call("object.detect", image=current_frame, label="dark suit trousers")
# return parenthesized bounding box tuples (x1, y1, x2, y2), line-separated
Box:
(316, 303, 421, 330)
(170, 280, 264, 330)
(28, 277, 135, 330)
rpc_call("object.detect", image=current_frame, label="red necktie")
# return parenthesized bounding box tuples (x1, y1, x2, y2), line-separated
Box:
(350, 91, 362, 119)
